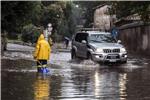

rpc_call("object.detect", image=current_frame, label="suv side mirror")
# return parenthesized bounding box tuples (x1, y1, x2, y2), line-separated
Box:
(117, 40, 121, 44)
(81, 40, 87, 44)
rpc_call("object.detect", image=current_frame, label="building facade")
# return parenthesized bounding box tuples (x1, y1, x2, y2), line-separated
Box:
(93, 5, 116, 31)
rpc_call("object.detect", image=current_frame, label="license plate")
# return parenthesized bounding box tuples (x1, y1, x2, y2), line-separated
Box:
(109, 59, 117, 62)
(110, 56, 116, 59)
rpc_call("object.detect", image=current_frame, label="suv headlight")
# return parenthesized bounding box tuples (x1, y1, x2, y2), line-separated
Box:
(96, 48, 103, 53)
(120, 48, 126, 53)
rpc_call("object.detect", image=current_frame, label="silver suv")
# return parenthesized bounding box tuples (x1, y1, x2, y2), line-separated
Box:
(71, 31, 127, 63)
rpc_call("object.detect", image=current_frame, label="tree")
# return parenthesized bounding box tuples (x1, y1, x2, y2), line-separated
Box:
(52, 1, 79, 37)
(1, 1, 40, 33)
(74, 1, 105, 28)
(1, 1, 84, 42)
(31, 2, 43, 26)
(64, 2, 76, 36)
(41, 3, 64, 29)
(111, 1, 150, 23)
(21, 24, 42, 43)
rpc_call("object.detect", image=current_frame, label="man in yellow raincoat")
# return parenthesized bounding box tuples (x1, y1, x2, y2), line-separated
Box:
(34, 34, 51, 72)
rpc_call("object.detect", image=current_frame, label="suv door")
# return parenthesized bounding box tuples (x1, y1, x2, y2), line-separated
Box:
(74, 33, 88, 58)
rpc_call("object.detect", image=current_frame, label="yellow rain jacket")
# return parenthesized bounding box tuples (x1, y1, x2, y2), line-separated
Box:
(34, 34, 51, 60)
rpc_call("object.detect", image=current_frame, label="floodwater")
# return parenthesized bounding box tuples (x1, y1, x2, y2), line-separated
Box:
(2, 43, 150, 100)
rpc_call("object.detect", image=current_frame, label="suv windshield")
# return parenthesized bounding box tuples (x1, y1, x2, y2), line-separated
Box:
(88, 34, 116, 43)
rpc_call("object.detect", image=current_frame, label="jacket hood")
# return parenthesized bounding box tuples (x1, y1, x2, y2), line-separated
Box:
(38, 34, 45, 41)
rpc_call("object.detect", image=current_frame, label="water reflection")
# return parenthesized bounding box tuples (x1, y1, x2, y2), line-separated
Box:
(94, 67, 127, 100)
(2, 51, 150, 100)
(70, 65, 128, 100)
(94, 71, 100, 97)
(34, 73, 50, 100)
(94, 69, 120, 99)
(119, 73, 127, 100)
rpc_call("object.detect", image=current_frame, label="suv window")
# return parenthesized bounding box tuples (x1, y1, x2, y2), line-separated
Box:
(75, 33, 88, 43)
(89, 34, 116, 43)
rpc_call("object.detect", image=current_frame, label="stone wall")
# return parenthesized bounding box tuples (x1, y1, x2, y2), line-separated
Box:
(118, 23, 150, 56)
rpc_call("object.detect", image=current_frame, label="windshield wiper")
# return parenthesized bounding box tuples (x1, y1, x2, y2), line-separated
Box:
(90, 40, 102, 43)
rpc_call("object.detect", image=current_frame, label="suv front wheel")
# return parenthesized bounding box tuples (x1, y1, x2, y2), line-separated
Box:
(87, 52, 93, 60)
(71, 49, 76, 59)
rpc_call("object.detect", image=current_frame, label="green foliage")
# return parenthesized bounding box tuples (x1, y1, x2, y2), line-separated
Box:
(41, 3, 64, 29)
(63, 2, 76, 36)
(2, 1, 97, 42)
(74, 1, 105, 28)
(21, 24, 41, 43)
(57, 1, 81, 37)
(1, 1, 39, 33)
(57, 20, 69, 37)
(31, 2, 43, 26)
(7, 32, 19, 40)
(51, 1, 79, 38)
(111, 1, 150, 22)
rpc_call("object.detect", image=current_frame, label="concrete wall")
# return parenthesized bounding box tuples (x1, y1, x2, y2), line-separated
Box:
(118, 23, 150, 56)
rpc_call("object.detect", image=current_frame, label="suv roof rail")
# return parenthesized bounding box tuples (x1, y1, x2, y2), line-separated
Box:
(78, 28, 102, 32)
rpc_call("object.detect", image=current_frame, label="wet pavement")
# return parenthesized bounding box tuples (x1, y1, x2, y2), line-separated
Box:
(1, 43, 150, 100)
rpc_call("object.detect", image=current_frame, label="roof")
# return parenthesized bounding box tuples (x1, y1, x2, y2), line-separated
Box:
(114, 13, 141, 26)
(78, 28, 102, 31)
(92, 4, 110, 10)
(87, 31, 111, 35)
(78, 31, 111, 35)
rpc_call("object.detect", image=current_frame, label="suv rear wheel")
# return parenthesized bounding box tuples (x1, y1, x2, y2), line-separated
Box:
(121, 60, 127, 64)
(71, 49, 76, 59)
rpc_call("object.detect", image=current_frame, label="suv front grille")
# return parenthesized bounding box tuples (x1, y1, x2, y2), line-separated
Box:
(106, 54, 120, 59)
(103, 49, 120, 53)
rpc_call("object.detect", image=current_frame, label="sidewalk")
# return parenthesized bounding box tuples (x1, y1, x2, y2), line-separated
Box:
(51, 42, 71, 53)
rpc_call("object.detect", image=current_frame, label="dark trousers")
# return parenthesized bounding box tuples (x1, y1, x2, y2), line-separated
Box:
(37, 60, 47, 72)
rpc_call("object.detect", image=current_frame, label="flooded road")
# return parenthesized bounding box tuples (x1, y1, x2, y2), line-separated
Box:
(2, 43, 150, 100)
